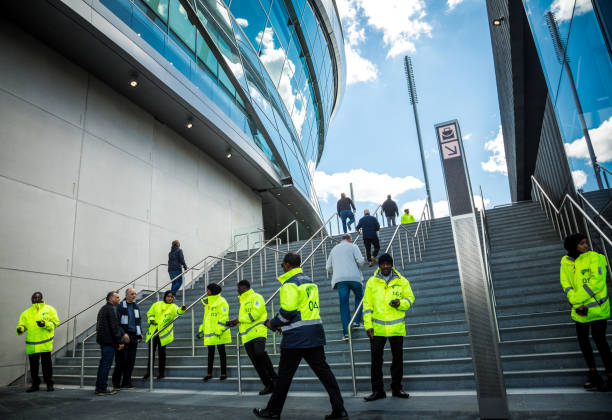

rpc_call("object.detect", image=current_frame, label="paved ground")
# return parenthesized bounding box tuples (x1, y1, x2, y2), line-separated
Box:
(0, 386, 610, 419)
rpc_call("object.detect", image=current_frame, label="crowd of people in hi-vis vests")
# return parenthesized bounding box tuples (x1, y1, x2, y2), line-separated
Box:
(17, 228, 611, 418)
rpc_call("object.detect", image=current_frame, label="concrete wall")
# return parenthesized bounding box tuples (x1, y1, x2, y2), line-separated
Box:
(0, 22, 263, 385)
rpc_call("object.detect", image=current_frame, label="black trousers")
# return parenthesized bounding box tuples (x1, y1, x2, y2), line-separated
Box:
(245, 338, 278, 387)
(576, 319, 612, 373)
(207, 344, 227, 375)
(145, 335, 166, 376)
(112, 333, 139, 387)
(371, 336, 403, 393)
(29, 352, 53, 387)
(363, 238, 380, 261)
(266, 346, 344, 415)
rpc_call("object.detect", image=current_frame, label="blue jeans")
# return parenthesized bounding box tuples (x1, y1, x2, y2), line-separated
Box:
(340, 210, 355, 233)
(169, 270, 183, 296)
(337, 281, 363, 335)
(386, 216, 396, 227)
(95, 345, 115, 391)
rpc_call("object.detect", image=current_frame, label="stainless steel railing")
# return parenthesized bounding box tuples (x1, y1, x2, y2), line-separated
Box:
(346, 198, 432, 396)
(531, 176, 611, 268)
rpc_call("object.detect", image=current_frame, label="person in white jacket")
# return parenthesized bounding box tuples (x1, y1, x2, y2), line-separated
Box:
(326, 234, 366, 339)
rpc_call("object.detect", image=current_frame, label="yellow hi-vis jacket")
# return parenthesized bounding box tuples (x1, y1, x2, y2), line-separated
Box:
(363, 268, 415, 336)
(199, 294, 231, 346)
(146, 301, 185, 346)
(269, 267, 325, 348)
(16, 302, 60, 355)
(238, 288, 267, 345)
(560, 251, 609, 323)
(401, 213, 416, 224)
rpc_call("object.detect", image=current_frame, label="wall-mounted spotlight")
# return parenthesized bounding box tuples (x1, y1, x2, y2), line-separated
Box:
(186, 119, 193, 129)
(129, 75, 138, 87)
(492, 17, 505, 26)
(226, 149, 232, 159)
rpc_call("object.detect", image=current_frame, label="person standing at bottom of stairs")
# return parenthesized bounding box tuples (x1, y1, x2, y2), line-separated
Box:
(561, 233, 612, 391)
(228, 280, 278, 395)
(199, 283, 231, 381)
(363, 253, 415, 401)
(253, 253, 348, 419)
(143, 291, 186, 380)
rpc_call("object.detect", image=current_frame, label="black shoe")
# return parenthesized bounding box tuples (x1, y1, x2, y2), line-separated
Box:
(259, 384, 274, 395)
(363, 391, 386, 402)
(46, 384, 54, 392)
(142, 374, 149, 381)
(95, 388, 117, 395)
(121, 383, 134, 389)
(253, 408, 280, 419)
(392, 390, 410, 399)
(203, 374, 212, 382)
(220, 374, 227, 381)
(585, 372, 604, 391)
(25, 386, 39, 393)
(325, 409, 349, 419)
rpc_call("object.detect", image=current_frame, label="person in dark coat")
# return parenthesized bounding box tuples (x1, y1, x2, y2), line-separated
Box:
(381, 195, 399, 227)
(356, 209, 381, 267)
(112, 288, 142, 389)
(337, 193, 356, 234)
(95, 291, 126, 395)
(168, 240, 187, 296)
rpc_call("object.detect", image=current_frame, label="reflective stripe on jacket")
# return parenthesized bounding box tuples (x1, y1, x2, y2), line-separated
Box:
(238, 289, 267, 345)
(401, 213, 416, 224)
(560, 251, 609, 323)
(199, 294, 231, 346)
(269, 267, 325, 348)
(363, 268, 415, 337)
(145, 301, 185, 345)
(16, 302, 60, 355)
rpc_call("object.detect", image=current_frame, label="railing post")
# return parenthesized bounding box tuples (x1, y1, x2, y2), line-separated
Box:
(155, 268, 159, 301)
(287, 228, 290, 252)
(406, 232, 411, 263)
(348, 329, 357, 397)
(80, 338, 86, 388)
(399, 234, 405, 269)
(24, 354, 28, 389)
(553, 211, 562, 240)
(260, 251, 264, 287)
(569, 202, 579, 233)
(247, 235, 250, 257)
(296, 223, 299, 242)
(417, 234, 422, 261)
(236, 331, 242, 395)
(412, 237, 416, 261)
(149, 338, 154, 391)
(72, 319, 77, 358)
(336, 215, 340, 236)
(191, 311, 195, 357)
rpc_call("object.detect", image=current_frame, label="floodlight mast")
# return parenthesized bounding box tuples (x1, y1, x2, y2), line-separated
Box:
(404, 56, 434, 217)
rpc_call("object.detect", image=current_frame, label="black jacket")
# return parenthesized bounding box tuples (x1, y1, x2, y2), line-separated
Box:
(337, 197, 356, 213)
(381, 199, 399, 217)
(96, 303, 123, 346)
(168, 245, 187, 272)
(356, 215, 380, 239)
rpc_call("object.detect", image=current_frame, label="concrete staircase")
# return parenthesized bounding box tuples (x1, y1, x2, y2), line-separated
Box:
(50, 201, 610, 393)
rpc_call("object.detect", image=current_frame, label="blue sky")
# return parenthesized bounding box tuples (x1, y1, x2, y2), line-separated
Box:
(313, 0, 510, 222)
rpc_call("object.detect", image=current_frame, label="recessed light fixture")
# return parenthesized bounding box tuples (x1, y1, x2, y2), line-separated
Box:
(288, 203, 292, 206)
(186, 119, 193, 129)
(129, 76, 138, 87)
(226, 149, 232, 159)
(492, 17, 505, 26)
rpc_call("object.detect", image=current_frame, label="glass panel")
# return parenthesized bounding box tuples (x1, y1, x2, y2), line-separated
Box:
(196, 32, 219, 76)
(169, 0, 196, 51)
(131, 3, 167, 55)
(165, 33, 192, 76)
(268, 0, 291, 50)
(258, 26, 287, 88)
(229, 0, 269, 53)
(301, 2, 318, 44)
(290, 0, 306, 17)
(139, 0, 169, 23)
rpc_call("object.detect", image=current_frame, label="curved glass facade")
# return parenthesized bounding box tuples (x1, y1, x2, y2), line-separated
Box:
(523, 0, 612, 191)
(101, 0, 344, 217)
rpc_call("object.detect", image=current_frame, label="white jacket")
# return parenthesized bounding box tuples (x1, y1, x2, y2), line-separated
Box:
(326, 240, 366, 289)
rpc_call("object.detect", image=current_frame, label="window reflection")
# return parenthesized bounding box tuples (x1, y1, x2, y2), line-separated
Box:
(229, 0, 268, 54)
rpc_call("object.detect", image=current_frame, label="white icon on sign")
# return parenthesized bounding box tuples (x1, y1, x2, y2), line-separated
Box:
(438, 125, 458, 143)
(442, 141, 461, 159)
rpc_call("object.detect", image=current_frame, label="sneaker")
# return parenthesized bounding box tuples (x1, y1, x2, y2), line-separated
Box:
(121, 383, 134, 389)
(25, 386, 39, 393)
(112, 387, 121, 393)
(368, 261, 374, 267)
(95, 388, 117, 395)
(46, 384, 54, 392)
(342, 334, 349, 341)
(352, 323, 361, 329)
(203, 374, 212, 382)
(585, 371, 604, 391)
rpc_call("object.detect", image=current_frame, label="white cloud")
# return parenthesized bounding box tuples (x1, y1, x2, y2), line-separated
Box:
(345, 42, 378, 84)
(358, 0, 433, 58)
(399, 195, 490, 220)
(481, 125, 508, 175)
(550, 0, 592, 22)
(463, 133, 472, 140)
(447, 0, 465, 11)
(572, 170, 588, 188)
(236, 18, 248, 27)
(564, 116, 612, 163)
(314, 169, 424, 203)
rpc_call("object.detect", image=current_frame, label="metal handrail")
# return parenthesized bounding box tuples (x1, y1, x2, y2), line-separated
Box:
(145, 218, 299, 391)
(296, 212, 339, 256)
(478, 186, 500, 343)
(577, 191, 612, 233)
(346, 198, 431, 396)
(531, 176, 611, 269)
